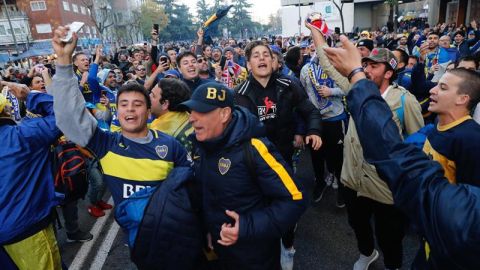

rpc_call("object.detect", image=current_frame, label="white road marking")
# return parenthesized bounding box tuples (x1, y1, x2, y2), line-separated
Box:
(89, 221, 121, 270)
(69, 196, 115, 270)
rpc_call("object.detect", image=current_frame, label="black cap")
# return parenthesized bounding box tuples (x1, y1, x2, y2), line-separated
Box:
(357, 39, 374, 52)
(178, 82, 234, 113)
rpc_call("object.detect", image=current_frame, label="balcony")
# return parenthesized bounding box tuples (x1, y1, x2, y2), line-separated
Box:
(0, 14, 32, 46)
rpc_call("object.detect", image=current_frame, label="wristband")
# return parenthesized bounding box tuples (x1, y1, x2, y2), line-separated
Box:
(347, 67, 364, 82)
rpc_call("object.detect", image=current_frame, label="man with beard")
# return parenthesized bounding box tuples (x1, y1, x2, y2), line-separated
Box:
(307, 21, 423, 270)
(342, 48, 424, 270)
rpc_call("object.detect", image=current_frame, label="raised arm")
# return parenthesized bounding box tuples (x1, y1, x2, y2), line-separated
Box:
(47, 25, 97, 147)
(306, 20, 351, 92)
(324, 36, 480, 268)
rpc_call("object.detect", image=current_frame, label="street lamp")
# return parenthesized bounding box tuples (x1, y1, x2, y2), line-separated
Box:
(2, 0, 20, 56)
(298, 0, 301, 36)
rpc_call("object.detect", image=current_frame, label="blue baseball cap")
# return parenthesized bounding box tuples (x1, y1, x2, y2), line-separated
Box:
(178, 82, 234, 113)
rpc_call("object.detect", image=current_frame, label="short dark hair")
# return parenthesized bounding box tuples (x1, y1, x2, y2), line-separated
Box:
(427, 31, 440, 38)
(176, 51, 196, 67)
(157, 78, 191, 111)
(116, 83, 151, 109)
(245, 41, 272, 61)
(72, 52, 86, 63)
(408, 55, 418, 62)
(458, 55, 479, 69)
(284, 46, 302, 68)
(447, 68, 480, 111)
(394, 49, 409, 65)
(454, 30, 465, 37)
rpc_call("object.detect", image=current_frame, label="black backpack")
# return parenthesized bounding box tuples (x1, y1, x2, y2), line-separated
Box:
(52, 140, 89, 204)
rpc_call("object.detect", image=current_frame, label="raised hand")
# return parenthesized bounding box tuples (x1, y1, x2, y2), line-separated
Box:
(323, 35, 364, 80)
(52, 25, 78, 65)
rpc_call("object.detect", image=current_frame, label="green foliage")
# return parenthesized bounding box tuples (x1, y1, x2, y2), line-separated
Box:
(158, 2, 196, 41)
(139, 0, 168, 39)
(196, 0, 212, 24)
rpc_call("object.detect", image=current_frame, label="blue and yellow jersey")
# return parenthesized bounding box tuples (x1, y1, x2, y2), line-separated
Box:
(87, 127, 191, 204)
(76, 69, 93, 103)
(94, 88, 117, 131)
(423, 116, 480, 186)
(150, 111, 194, 153)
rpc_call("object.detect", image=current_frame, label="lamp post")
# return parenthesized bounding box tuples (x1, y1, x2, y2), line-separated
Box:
(2, 0, 20, 56)
(298, 0, 301, 36)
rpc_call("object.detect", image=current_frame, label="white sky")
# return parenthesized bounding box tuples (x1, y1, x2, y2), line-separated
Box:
(176, 0, 281, 24)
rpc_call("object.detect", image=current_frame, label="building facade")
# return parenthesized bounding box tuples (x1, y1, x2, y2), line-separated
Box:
(0, 0, 31, 50)
(16, 0, 98, 41)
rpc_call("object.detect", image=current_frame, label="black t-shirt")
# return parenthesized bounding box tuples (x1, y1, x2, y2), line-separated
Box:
(251, 85, 280, 144)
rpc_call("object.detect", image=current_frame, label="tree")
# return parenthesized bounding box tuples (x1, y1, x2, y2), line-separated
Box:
(329, 0, 346, 34)
(384, 0, 399, 32)
(267, 10, 282, 34)
(229, 0, 254, 38)
(155, 1, 195, 41)
(196, 0, 212, 24)
(139, 0, 169, 39)
(81, 0, 114, 39)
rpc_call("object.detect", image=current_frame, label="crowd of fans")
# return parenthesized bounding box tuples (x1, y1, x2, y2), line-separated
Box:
(1, 15, 480, 270)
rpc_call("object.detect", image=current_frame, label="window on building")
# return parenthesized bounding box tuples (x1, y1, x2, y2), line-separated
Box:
(80, 6, 86, 15)
(63, 1, 70, 11)
(85, 27, 90, 34)
(0, 25, 6, 36)
(36, 23, 52, 34)
(87, 8, 91, 16)
(72, 4, 78, 13)
(30, 1, 47, 11)
(91, 26, 96, 35)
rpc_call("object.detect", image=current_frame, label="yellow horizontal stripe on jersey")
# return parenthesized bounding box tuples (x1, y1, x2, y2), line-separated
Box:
(250, 138, 303, 200)
(100, 151, 174, 181)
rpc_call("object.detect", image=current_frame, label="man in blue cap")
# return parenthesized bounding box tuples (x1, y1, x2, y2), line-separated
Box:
(179, 82, 306, 270)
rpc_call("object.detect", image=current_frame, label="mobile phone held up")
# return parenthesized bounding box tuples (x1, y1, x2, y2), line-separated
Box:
(61, 22, 85, 43)
(153, 24, 159, 32)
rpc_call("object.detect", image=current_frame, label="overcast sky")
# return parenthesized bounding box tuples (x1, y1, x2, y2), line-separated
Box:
(176, 0, 281, 24)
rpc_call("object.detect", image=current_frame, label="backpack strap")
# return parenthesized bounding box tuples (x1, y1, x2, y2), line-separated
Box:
(395, 92, 406, 133)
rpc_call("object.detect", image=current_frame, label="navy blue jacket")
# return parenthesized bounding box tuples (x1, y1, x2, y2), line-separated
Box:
(347, 79, 480, 269)
(191, 106, 306, 269)
(125, 166, 204, 270)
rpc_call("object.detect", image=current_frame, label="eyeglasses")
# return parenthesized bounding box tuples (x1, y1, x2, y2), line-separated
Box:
(197, 58, 205, 63)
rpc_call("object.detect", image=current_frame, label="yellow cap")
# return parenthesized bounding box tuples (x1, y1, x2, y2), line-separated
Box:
(360, 31, 371, 38)
(0, 94, 7, 113)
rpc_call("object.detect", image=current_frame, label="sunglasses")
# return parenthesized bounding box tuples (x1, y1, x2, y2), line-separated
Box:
(197, 58, 205, 63)
(137, 68, 146, 71)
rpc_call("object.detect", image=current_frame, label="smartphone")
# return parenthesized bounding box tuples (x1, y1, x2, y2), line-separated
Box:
(153, 24, 159, 32)
(61, 22, 85, 43)
(159, 56, 168, 64)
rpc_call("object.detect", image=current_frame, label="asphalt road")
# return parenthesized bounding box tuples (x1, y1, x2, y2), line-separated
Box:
(59, 149, 419, 270)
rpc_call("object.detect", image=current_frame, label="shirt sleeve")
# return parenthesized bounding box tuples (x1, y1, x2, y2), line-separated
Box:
(47, 64, 98, 147)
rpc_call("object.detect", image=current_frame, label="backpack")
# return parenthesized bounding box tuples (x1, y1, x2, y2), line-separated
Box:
(52, 140, 89, 204)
